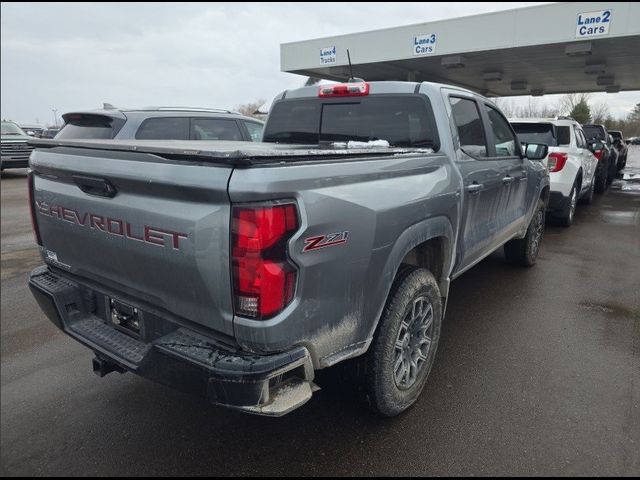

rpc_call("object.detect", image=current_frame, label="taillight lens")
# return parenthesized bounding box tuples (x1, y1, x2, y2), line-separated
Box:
(547, 152, 568, 173)
(27, 171, 42, 246)
(593, 149, 604, 161)
(319, 82, 370, 97)
(232, 203, 299, 319)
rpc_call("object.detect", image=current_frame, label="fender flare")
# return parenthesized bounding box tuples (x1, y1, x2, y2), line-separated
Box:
(367, 215, 454, 339)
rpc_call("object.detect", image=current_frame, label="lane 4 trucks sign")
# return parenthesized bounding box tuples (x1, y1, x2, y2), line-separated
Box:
(413, 33, 437, 55)
(576, 9, 612, 38)
(320, 46, 337, 65)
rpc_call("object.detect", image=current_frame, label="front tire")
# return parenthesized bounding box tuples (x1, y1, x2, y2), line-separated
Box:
(355, 267, 442, 417)
(504, 199, 545, 267)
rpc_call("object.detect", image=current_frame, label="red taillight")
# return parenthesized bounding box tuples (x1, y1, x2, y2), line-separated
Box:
(232, 203, 299, 319)
(593, 149, 604, 161)
(318, 82, 369, 97)
(547, 152, 568, 173)
(27, 171, 42, 246)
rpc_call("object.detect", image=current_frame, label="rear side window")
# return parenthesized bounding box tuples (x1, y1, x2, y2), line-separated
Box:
(484, 105, 517, 157)
(190, 119, 243, 140)
(449, 97, 487, 157)
(57, 114, 121, 140)
(264, 95, 438, 148)
(574, 126, 586, 148)
(577, 128, 588, 148)
(136, 117, 189, 140)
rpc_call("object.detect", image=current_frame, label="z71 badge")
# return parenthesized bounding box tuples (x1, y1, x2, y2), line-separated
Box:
(303, 231, 349, 252)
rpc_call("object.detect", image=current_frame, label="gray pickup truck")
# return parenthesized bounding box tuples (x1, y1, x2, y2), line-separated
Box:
(28, 81, 549, 417)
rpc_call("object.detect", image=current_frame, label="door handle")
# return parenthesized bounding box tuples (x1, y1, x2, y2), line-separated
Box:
(466, 183, 483, 195)
(73, 175, 117, 198)
(502, 176, 514, 185)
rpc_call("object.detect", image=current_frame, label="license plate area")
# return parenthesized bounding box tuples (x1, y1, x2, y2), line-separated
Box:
(109, 298, 142, 338)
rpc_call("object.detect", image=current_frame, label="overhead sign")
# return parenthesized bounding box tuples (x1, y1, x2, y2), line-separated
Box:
(576, 9, 612, 38)
(320, 46, 337, 65)
(413, 33, 437, 56)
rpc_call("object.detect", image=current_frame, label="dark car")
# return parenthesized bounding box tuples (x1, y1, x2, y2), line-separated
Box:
(582, 124, 618, 185)
(55, 107, 264, 142)
(609, 130, 628, 170)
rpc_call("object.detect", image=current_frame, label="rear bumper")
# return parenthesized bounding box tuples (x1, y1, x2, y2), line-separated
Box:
(547, 191, 569, 213)
(29, 266, 315, 416)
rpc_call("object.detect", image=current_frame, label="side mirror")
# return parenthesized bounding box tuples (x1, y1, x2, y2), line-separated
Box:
(524, 143, 548, 160)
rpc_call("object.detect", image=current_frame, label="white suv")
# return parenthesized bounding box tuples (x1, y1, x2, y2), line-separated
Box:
(510, 117, 598, 227)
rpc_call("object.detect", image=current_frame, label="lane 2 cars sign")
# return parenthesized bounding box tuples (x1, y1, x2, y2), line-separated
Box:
(576, 9, 612, 38)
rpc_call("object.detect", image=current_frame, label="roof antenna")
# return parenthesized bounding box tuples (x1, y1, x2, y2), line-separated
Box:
(346, 49, 365, 83)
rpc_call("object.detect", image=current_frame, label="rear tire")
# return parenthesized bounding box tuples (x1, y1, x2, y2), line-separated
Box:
(579, 177, 595, 205)
(594, 160, 608, 194)
(504, 199, 545, 267)
(354, 267, 442, 417)
(607, 155, 616, 185)
(556, 183, 577, 227)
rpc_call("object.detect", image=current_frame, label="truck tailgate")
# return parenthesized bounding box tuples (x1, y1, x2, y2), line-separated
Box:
(30, 147, 235, 337)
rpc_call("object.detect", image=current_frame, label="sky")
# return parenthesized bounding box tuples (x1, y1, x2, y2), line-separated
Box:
(2, 2, 638, 126)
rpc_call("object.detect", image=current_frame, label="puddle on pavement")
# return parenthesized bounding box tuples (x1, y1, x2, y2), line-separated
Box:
(599, 210, 638, 225)
(579, 302, 639, 319)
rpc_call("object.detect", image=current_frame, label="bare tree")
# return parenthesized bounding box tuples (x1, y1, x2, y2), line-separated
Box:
(235, 99, 266, 119)
(516, 98, 559, 118)
(493, 98, 517, 117)
(590, 102, 610, 124)
(494, 97, 559, 119)
(558, 93, 591, 116)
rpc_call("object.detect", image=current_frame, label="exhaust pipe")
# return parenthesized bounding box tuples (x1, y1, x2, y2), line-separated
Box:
(92, 356, 125, 377)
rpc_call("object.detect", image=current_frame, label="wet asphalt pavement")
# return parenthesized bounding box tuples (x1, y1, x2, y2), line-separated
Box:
(1, 148, 639, 476)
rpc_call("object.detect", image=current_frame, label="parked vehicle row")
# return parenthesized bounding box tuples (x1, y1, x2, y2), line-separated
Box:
(510, 117, 597, 227)
(28, 80, 550, 417)
(510, 117, 630, 228)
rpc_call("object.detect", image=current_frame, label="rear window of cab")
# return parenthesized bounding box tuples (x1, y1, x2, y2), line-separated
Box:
(263, 95, 439, 150)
